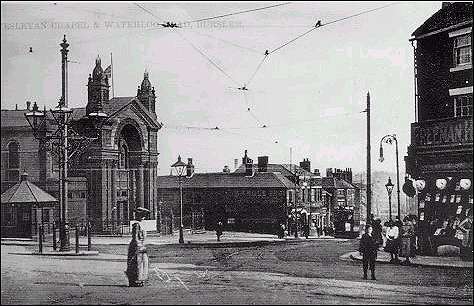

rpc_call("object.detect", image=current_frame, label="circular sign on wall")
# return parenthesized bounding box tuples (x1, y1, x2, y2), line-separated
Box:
(414, 180, 426, 191)
(460, 179, 472, 190)
(436, 178, 447, 190)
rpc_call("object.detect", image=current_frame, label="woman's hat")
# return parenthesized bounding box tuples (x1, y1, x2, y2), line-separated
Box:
(135, 207, 150, 214)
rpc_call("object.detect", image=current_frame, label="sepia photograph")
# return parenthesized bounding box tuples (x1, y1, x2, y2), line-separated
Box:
(1, 1, 473, 304)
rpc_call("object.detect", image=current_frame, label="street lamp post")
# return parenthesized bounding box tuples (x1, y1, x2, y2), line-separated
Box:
(171, 155, 187, 244)
(385, 177, 395, 221)
(25, 35, 107, 252)
(379, 134, 401, 220)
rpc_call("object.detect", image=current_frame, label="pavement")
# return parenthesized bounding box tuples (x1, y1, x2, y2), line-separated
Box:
(340, 250, 473, 269)
(1, 231, 337, 254)
(4, 232, 471, 269)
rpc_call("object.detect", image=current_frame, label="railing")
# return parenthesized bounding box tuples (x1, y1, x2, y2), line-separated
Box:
(411, 116, 473, 148)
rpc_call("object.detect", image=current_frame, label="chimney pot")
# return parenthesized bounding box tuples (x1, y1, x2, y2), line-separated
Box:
(26, 101, 31, 110)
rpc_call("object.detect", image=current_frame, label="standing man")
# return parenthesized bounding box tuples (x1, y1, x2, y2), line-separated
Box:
(216, 221, 223, 241)
(359, 224, 378, 280)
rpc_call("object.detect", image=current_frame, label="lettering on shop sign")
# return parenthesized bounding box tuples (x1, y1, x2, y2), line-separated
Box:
(413, 118, 473, 146)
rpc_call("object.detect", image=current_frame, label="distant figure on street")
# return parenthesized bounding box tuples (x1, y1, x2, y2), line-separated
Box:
(304, 222, 310, 239)
(125, 207, 150, 287)
(385, 220, 400, 263)
(373, 219, 384, 249)
(400, 216, 416, 265)
(278, 222, 286, 239)
(359, 224, 378, 280)
(458, 209, 473, 261)
(216, 221, 223, 241)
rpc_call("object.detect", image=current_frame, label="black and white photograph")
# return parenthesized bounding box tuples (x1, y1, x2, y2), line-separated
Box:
(1, 1, 473, 304)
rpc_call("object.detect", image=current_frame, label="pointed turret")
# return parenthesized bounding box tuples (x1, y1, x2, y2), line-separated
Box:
(137, 70, 156, 114)
(87, 55, 110, 116)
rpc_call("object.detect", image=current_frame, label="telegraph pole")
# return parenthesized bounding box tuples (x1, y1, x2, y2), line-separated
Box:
(366, 92, 371, 223)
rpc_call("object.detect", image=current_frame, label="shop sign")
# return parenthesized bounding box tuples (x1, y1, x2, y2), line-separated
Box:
(413, 117, 473, 146)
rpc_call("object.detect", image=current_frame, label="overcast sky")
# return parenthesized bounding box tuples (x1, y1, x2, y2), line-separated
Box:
(1, 1, 442, 175)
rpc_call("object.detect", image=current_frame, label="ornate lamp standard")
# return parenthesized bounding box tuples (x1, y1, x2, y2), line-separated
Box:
(25, 35, 107, 251)
(379, 134, 401, 220)
(171, 155, 187, 244)
(385, 177, 395, 221)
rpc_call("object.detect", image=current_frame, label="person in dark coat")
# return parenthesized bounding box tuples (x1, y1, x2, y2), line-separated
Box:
(360, 224, 378, 280)
(216, 221, 223, 241)
(125, 207, 150, 287)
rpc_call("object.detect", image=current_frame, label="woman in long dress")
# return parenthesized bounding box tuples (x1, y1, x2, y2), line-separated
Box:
(126, 208, 150, 287)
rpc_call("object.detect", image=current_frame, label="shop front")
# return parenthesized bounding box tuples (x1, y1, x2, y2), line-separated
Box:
(414, 175, 473, 258)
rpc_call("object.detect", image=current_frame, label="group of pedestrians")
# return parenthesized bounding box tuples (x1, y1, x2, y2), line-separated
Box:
(359, 214, 417, 281)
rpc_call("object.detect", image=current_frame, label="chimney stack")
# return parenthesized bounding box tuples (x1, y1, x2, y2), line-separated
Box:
(243, 150, 254, 176)
(257, 156, 268, 172)
(26, 101, 31, 111)
(326, 168, 333, 177)
(313, 168, 321, 177)
(300, 158, 311, 173)
(186, 158, 195, 177)
(234, 158, 239, 171)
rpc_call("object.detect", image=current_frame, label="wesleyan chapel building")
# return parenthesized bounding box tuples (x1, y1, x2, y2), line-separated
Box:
(1, 38, 162, 234)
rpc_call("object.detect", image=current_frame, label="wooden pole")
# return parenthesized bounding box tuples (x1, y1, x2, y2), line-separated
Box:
(366, 92, 372, 223)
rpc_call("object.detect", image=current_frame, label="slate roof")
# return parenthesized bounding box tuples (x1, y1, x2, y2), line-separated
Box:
(156, 171, 295, 189)
(311, 177, 357, 189)
(1, 173, 57, 204)
(2, 96, 160, 129)
(234, 163, 313, 177)
(412, 2, 472, 38)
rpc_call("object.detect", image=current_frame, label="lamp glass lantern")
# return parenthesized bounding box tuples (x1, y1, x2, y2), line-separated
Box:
(171, 155, 187, 176)
(51, 105, 73, 126)
(24, 102, 46, 137)
(385, 177, 394, 197)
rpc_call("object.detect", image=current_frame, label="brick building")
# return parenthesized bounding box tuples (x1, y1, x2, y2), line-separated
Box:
(156, 152, 294, 234)
(1, 39, 162, 233)
(405, 2, 472, 255)
(233, 154, 361, 235)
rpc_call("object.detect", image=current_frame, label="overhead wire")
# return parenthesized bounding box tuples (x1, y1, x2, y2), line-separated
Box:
(133, 2, 165, 23)
(176, 2, 292, 26)
(245, 54, 268, 86)
(184, 29, 262, 55)
(173, 29, 240, 86)
(268, 2, 399, 55)
(160, 108, 366, 132)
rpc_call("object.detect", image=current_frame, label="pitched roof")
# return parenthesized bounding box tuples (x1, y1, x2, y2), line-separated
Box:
(412, 2, 472, 38)
(2, 96, 161, 129)
(157, 171, 294, 189)
(1, 173, 57, 204)
(311, 177, 357, 189)
(0, 109, 30, 128)
(234, 163, 313, 177)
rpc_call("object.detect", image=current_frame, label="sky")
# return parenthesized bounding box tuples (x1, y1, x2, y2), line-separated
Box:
(1, 1, 443, 176)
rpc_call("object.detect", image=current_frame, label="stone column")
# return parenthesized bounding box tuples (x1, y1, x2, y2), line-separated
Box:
(137, 164, 144, 208)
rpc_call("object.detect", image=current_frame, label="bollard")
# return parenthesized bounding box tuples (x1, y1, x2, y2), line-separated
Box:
(38, 225, 43, 254)
(75, 225, 79, 254)
(52, 221, 57, 251)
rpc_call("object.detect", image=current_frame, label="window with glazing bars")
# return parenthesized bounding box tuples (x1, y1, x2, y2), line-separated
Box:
(453, 34, 472, 66)
(454, 94, 473, 117)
